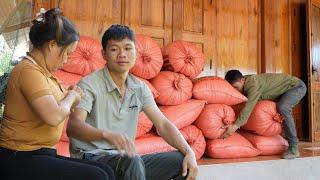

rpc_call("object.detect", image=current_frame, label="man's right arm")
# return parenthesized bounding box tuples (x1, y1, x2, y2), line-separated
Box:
(67, 79, 136, 157)
(234, 79, 262, 127)
(67, 79, 105, 141)
(67, 108, 105, 141)
(67, 108, 136, 157)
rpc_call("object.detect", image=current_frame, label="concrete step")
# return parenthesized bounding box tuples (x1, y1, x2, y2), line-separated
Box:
(198, 156, 320, 180)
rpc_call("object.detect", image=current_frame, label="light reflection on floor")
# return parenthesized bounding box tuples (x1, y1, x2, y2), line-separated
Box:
(198, 141, 320, 165)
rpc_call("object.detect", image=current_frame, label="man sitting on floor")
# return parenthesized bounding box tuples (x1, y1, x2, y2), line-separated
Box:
(223, 70, 306, 159)
(67, 24, 198, 180)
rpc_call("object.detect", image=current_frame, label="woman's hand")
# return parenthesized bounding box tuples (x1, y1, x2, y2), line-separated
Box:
(67, 85, 84, 106)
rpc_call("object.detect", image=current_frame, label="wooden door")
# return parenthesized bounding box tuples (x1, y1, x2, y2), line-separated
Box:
(291, 0, 308, 140)
(124, 0, 172, 48)
(58, 0, 123, 41)
(172, 0, 214, 77)
(262, 0, 291, 74)
(33, 0, 123, 41)
(307, 0, 320, 141)
(213, 0, 260, 77)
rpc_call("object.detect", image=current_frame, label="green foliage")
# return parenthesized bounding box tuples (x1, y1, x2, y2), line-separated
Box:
(0, 105, 3, 125)
(0, 51, 13, 75)
(0, 51, 13, 122)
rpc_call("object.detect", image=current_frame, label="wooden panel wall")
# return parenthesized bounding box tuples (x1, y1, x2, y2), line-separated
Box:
(262, 0, 291, 74)
(32, 0, 52, 18)
(32, 0, 308, 139)
(214, 0, 260, 77)
(311, 4, 320, 138)
(59, 0, 122, 40)
(32, 0, 305, 77)
(33, 0, 122, 40)
(124, 0, 172, 48)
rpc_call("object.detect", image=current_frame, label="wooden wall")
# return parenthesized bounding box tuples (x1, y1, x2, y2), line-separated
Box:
(213, 0, 260, 77)
(32, 0, 308, 139)
(33, 0, 306, 76)
(262, 0, 291, 74)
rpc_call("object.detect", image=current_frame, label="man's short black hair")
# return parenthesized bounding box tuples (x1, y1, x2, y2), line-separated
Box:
(101, 24, 135, 50)
(225, 70, 244, 84)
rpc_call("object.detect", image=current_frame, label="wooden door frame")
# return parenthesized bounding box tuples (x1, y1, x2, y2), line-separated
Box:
(307, 0, 320, 141)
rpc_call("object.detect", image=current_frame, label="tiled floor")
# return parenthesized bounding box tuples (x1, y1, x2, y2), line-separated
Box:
(198, 141, 320, 165)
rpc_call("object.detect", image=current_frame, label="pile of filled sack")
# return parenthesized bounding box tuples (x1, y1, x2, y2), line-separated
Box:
(54, 35, 288, 159)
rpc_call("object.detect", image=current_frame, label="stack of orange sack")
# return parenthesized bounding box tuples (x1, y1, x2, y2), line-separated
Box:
(234, 100, 289, 156)
(134, 36, 206, 160)
(193, 76, 288, 158)
(53, 35, 207, 160)
(192, 76, 258, 158)
(53, 35, 288, 160)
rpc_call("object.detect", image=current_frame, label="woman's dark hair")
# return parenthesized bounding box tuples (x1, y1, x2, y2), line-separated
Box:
(225, 70, 244, 84)
(101, 24, 135, 50)
(29, 8, 79, 48)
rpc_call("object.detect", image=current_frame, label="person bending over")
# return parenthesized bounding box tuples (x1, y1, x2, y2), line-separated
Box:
(224, 70, 306, 159)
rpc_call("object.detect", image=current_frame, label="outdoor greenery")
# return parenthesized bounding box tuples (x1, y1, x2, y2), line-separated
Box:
(0, 51, 14, 122)
(0, 52, 13, 75)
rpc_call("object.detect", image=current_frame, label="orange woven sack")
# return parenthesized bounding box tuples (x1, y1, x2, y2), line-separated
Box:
(135, 125, 206, 160)
(180, 125, 206, 160)
(135, 134, 175, 155)
(239, 131, 289, 155)
(151, 71, 193, 105)
(53, 70, 83, 89)
(62, 36, 106, 76)
(231, 102, 246, 116)
(137, 77, 160, 99)
(136, 112, 153, 138)
(55, 141, 70, 157)
(242, 100, 283, 136)
(130, 35, 163, 79)
(162, 40, 204, 79)
(192, 76, 248, 105)
(58, 118, 69, 142)
(194, 104, 236, 139)
(56, 119, 70, 157)
(159, 99, 206, 130)
(206, 133, 261, 159)
(136, 130, 158, 139)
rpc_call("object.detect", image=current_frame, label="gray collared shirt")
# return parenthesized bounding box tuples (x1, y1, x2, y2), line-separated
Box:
(70, 67, 156, 158)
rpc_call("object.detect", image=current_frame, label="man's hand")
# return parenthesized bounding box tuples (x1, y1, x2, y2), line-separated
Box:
(182, 150, 198, 180)
(102, 131, 136, 158)
(221, 124, 239, 138)
(142, 105, 198, 179)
